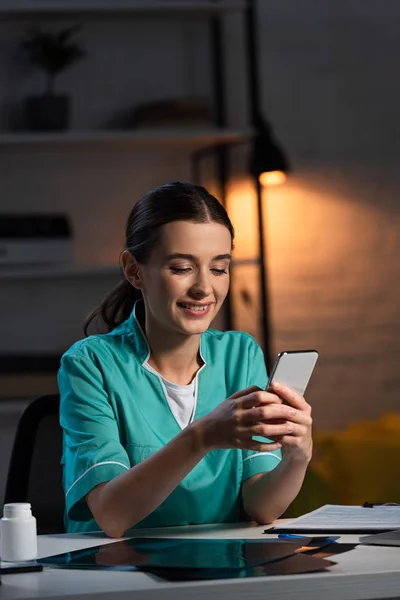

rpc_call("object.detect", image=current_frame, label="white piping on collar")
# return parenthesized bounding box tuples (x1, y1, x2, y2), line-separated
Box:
(133, 306, 207, 367)
(132, 306, 151, 363)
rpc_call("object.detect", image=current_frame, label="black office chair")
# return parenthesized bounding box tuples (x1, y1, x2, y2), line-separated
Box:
(4, 394, 66, 534)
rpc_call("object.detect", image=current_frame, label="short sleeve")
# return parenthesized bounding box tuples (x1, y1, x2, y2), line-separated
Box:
(58, 353, 130, 522)
(242, 339, 282, 481)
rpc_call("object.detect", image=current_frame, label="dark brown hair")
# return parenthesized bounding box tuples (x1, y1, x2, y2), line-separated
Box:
(84, 181, 234, 335)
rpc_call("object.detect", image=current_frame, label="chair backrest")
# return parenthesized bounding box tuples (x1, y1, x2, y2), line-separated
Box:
(4, 394, 65, 534)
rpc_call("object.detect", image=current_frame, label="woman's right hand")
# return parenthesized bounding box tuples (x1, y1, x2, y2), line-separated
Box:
(194, 386, 290, 453)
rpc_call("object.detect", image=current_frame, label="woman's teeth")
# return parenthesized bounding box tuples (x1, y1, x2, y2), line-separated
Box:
(180, 303, 208, 311)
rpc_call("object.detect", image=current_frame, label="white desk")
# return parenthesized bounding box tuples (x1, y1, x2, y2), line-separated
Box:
(1, 522, 399, 600)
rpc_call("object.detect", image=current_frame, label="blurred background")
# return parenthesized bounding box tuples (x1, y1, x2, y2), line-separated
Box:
(0, 0, 399, 517)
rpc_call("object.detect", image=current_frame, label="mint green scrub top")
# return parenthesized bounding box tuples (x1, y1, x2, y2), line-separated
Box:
(58, 304, 282, 533)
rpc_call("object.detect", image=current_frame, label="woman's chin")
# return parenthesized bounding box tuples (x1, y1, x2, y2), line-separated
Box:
(175, 315, 213, 335)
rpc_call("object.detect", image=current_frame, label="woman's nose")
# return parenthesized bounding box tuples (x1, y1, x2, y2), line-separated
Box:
(190, 271, 212, 297)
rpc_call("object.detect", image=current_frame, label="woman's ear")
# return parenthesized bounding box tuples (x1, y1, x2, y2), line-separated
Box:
(121, 250, 142, 290)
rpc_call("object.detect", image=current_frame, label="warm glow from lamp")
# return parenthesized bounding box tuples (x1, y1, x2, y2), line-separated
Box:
(259, 170, 287, 187)
(226, 178, 259, 259)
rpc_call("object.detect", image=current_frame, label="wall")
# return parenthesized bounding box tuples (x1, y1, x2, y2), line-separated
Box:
(257, 0, 400, 430)
(1, 0, 400, 504)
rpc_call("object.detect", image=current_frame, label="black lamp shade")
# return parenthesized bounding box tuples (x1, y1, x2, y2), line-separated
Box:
(250, 129, 290, 177)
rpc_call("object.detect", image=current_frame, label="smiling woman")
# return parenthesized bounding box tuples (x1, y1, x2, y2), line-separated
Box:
(58, 182, 313, 538)
(120, 220, 232, 354)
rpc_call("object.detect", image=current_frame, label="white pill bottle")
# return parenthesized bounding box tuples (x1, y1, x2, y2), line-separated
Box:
(0, 503, 37, 562)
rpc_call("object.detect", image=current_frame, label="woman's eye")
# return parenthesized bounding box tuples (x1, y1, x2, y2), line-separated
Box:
(212, 268, 228, 275)
(170, 266, 191, 274)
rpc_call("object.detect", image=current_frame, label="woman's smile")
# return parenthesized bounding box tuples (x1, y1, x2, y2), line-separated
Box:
(177, 301, 214, 317)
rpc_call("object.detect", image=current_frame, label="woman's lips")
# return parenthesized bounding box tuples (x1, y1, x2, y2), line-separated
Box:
(177, 302, 213, 317)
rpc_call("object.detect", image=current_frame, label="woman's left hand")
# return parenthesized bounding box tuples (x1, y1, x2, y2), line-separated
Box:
(267, 381, 313, 464)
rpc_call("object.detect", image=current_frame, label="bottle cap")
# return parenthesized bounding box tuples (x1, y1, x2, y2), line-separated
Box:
(3, 503, 33, 518)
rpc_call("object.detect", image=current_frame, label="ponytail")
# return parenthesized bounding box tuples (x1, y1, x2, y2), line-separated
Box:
(84, 279, 141, 336)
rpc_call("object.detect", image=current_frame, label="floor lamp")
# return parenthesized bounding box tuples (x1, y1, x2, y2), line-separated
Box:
(245, 0, 290, 372)
(191, 0, 290, 374)
(248, 125, 290, 372)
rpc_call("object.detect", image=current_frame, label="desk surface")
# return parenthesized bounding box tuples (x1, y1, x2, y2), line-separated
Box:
(1, 522, 400, 600)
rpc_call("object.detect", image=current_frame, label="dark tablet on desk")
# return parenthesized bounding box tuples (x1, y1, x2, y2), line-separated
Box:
(38, 537, 336, 580)
(40, 537, 304, 571)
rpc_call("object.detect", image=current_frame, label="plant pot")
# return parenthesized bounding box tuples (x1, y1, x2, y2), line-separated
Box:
(24, 94, 70, 131)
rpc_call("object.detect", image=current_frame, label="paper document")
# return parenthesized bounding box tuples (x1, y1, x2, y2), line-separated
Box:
(273, 504, 400, 532)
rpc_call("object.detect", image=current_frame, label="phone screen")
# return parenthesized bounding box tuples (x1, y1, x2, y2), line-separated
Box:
(267, 350, 318, 397)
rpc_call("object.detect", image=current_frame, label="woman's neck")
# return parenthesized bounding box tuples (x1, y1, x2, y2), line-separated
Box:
(143, 319, 202, 386)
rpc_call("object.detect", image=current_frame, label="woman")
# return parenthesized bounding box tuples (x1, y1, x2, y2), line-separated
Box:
(59, 182, 312, 537)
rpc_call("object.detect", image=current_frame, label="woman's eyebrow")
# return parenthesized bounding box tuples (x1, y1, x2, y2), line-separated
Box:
(166, 253, 194, 261)
(212, 254, 232, 261)
(166, 253, 232, 261)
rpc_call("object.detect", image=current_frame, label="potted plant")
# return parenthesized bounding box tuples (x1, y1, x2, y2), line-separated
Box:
(20, 25, 85, 131)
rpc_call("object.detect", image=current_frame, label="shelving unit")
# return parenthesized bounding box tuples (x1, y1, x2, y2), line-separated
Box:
(0, 264, 120, 280)
(1, 0, 249, 277)
(0, 1, 246, 18)
(1, 0, 265, 385)
(0, 128, 251, 148)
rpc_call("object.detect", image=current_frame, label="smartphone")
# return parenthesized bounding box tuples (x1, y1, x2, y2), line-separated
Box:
(267, 350, 319, 398)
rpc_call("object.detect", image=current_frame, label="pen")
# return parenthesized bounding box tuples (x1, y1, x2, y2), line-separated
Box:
(278, 533, 309, 540)
(363, 502, 400, 508)
(278, 533, 340, 544)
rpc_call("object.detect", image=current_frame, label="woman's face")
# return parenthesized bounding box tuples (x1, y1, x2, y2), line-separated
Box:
(134, 220, 232, 338)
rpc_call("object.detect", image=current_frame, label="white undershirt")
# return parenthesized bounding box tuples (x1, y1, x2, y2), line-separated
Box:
(144, 362, 197, 429)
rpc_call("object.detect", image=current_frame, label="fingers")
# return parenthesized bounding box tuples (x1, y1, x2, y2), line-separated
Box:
(229, 386, 261, 400)
(239, 389, 282, 409)
(226, 385, 312, 456)
(240, 403, 312, 428)
(251, 422, 297, 438)
(250, 421, 311, 440)
(240, 403, 288, 424)
(230, 384, 311, 416)
(269, 382, 312, 414)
